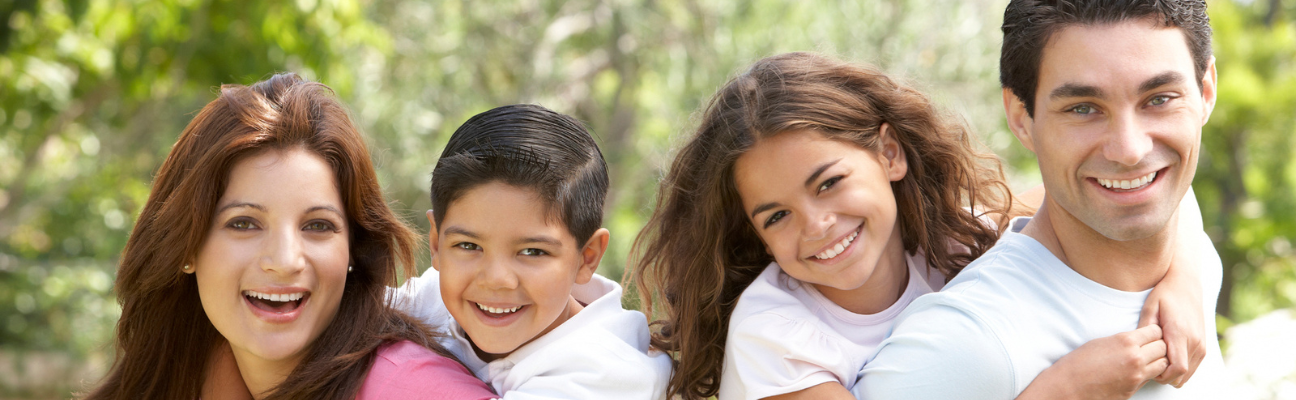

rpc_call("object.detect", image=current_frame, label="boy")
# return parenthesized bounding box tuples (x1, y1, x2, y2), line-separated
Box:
(394, 104, 671, 399)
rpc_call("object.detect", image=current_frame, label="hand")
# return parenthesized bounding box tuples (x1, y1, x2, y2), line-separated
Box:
(1138, 230, 1207, 388)
(1018, 325, 1168, 400)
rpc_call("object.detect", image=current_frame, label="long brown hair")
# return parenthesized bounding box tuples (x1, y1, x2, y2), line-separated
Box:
(87, 73, 449, 399)
(627, 52, 1019, 399)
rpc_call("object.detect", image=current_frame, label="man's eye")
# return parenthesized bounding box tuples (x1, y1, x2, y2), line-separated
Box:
(455, 243, 481, 251)
(1068, 104, 1095, 115)
(1148, 95, 1170, 106)
(764, 210, 789, 229)
(519, 248, 548, 256)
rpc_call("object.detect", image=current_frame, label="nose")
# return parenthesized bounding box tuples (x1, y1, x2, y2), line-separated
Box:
(1102, 111, 1154, 167)
(477, 257, 519, 290)
(801, 206, 835, 242)
(260, 226, 307, 275)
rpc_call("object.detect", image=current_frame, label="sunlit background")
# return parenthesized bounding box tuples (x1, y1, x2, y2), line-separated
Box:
(1, 0, 1293, 398)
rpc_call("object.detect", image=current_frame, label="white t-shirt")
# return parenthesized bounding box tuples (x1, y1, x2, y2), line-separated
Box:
(718, 251, 946, 400)
(391, 271, 672, 400)
(855, 217, 1226, 399)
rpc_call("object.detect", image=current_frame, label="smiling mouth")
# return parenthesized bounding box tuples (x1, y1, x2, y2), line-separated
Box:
(244, 290, 307, 314)
(1096, 170, 1158, 191)
(475, 302, 523, 316)
(812, 226, 861, 260)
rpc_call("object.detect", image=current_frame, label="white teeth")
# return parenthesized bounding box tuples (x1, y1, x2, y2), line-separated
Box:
(814, 231, 859, 260)
(243, 290, 305, 302)
(1098, 171, 1157, 190)
(476, 303, 523, 315)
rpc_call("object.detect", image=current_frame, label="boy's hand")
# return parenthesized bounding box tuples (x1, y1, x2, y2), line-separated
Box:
(1137, 227, 1207, 388)
(1018, 325, 1167, 400)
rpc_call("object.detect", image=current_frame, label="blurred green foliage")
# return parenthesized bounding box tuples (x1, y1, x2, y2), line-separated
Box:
(0, 0, 1292, 396)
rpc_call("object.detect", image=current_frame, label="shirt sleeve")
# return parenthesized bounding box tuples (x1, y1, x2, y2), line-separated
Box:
(725, 313, 853, 400)
(390, 268, 452, 327)
(855, 298, 1016, 400)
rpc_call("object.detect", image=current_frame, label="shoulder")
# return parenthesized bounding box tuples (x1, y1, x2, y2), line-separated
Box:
(730, 263, 812, 322)
(500, 305, 672, 399)
(855, 296, 1016, 400)
(358, 340, 497, 400)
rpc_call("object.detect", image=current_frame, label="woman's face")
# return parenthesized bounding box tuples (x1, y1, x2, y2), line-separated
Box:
(193, 148, 349, 370)
(733, 129, 908, 301)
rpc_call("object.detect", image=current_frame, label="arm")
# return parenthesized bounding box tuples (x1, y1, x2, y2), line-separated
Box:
(763, 382, 855, 400)
(1015, 325, 1169, 400)
(1136, 187, 1207, 387)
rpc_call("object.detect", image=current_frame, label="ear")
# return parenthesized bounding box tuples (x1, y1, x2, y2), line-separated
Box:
(1200, 56, 1218, 125)
(426, 210, 441, 272)
(1003, 87, 1036, 153)
(575, 228, 610, 285)
(878, 123, 908, 182)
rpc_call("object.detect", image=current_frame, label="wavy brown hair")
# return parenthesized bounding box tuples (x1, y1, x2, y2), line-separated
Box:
(86, 73, 453, 399)
(627, 52, 1021, 399)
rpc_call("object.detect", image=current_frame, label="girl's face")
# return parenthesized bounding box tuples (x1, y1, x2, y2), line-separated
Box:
(192, 148, 350, 374)
(733, 129, 908, 306)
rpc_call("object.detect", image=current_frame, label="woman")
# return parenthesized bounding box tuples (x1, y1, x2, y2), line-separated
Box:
(86, 73, 497, 399)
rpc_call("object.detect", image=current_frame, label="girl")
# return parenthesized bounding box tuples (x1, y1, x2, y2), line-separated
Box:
(86, 74, 497, 399)
(629, 52, 1204, 400)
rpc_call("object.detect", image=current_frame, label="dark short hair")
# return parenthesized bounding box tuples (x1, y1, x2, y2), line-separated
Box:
(1000, 0, 1212, 116)
(430, 104, 608, 244)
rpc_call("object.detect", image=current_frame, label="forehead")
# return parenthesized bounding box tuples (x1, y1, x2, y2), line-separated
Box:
(223, 149, 341, 204)
(733, 131, 871, 203)
(442, 182, 574, 242)
(1038, 20, 1196, 98)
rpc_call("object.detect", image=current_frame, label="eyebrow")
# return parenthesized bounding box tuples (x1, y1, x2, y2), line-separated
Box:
(306, 205, 344, 218)
(749, 158, 843, 219)
(443, 226, 563, 247)
(1138, 71, 1185, 93)
(216, 202, 266, 214)
(1049, 83, 1103, 100)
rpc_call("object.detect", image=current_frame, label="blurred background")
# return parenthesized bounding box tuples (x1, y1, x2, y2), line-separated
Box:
(0, 0, 1293, 398)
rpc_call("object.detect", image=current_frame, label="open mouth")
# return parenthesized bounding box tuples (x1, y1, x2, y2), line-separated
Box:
(812, 224, 862, 260)
(1095, 169, 1160, 191)
(243, 290, 308, 314)
(475, 302, 523, 317)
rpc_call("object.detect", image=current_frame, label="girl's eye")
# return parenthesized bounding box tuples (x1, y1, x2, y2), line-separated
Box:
(763, 210, 789, 229)
(519, 248, 548, 257)
(1067, 104, 1096, 115)
(455, 242, 481, 251)
(817, 176, 843, 193)
(227, 218, 257, 230)
(304, 221, 336, 232)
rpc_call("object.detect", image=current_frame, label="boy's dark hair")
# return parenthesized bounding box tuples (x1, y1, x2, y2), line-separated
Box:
(1000, 0, 1212, 116)
(431, 104, 608, 244)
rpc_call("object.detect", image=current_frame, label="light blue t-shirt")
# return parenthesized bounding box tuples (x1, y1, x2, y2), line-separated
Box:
(854, 217, 1226, 399)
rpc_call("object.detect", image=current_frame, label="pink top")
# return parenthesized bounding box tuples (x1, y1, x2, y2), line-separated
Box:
(357, 340, 498, 400)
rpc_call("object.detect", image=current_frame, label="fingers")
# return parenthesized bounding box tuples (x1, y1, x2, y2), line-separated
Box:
(1137, 298, 1160, 328)
(1142, 355, 1170, 387)
(1127, 324, 1163, 346)
(1139, 338, 1168, 366)
(1154, 328, 1188, 385)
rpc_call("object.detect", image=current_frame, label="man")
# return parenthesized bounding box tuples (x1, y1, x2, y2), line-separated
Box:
(855, 1, 1224, 398)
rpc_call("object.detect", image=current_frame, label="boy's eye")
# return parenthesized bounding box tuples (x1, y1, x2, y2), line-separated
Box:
(519, 248, 548, 257)
(763, 210, 789, 229)
(817, 176, 843, 193)
(454, 242, 481, 251)
(227, 218, 257, 230)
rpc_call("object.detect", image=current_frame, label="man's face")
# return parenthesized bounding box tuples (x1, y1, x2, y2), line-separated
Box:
(1006, 19, 1216, 241)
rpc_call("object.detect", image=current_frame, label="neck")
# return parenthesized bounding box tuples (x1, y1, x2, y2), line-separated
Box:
(815, 223, 909, 315)
(233, 347, 303, 400)
(1022, 196, 1177, 291)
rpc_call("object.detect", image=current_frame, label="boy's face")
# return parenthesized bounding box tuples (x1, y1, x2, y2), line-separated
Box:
(1005, 19, 1216, 241)
(429, 182, 604, 358)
